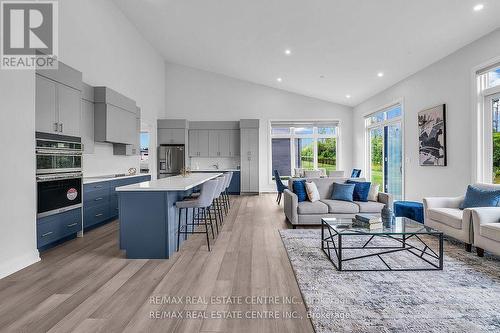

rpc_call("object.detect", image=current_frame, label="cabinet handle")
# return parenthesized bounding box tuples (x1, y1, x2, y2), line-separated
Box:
(41, 231, 53, 237)
(59, 123, 63, 132)
(67, 222, 78, 227)
(95, 197, 103, 201)
(54, 122, 59, 132)
(95, 185, 103, 188)
(95, 213, 104, 217)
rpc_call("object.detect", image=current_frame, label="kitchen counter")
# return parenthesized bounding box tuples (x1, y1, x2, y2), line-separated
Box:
(116, 172, 222, 259)
(83, 173, 151, 184)
(116, 173, 221, 192)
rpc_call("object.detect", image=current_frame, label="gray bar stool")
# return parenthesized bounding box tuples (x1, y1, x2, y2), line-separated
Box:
(176, 179, 218, 251)
(212, 176, 226, 227)
(223, 172, 233, 211)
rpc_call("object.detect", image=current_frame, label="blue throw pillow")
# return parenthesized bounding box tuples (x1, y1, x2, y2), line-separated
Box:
(293, 180, 308, 202)
(331, 183, 355, 202)
(460, 185, 500, 209)
(346, 180, 371, 202)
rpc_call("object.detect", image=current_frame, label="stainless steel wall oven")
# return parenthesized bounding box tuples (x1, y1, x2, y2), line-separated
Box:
(36, 133, 83, 218)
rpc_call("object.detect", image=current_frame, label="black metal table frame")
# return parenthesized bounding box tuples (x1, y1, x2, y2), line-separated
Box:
(321, 220, 444, 271)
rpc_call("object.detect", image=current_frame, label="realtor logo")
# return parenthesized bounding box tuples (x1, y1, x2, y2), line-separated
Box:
(1, 1, 58, 69)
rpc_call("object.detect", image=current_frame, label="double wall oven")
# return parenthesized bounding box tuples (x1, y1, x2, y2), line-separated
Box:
(36, 133, 83, 218)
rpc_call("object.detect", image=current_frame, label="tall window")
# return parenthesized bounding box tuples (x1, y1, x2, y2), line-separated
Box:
(365, 104, 403, 200)
(478, 65, 500, 183)
(271, 121, 339, 178)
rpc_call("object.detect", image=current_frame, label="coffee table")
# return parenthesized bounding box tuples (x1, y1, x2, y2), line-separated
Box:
(321, 217, 443, 271)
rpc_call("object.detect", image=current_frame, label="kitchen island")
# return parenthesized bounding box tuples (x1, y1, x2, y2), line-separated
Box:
(116, 172, 222, 259)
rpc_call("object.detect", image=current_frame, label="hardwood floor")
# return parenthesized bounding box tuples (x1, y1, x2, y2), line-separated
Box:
(0, 194, 314, 333)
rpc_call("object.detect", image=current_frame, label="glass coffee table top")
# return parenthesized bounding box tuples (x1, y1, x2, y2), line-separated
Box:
(322, 217, 441, 235)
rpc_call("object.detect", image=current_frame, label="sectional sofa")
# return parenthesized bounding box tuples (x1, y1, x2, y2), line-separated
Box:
(283, 177, 393, 227)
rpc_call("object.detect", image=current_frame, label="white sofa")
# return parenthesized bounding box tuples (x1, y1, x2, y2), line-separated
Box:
(423, 195, 473, 251)
(471, 207, 500, 257)
(283, 177, 392, 227)
(423, 183, 500, 255)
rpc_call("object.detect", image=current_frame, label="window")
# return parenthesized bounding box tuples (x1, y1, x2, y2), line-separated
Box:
(140, 132, 150, 173)
(365, 104, 403, 200)
(270, 121, 339, 178)
(477, 64, 500, 183)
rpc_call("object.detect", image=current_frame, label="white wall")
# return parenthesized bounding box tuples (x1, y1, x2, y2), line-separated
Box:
(0, 0, 165, 278)
(59, 0, 165, 177)
(0, 71, 39, 279)
(353, 29, 500, 201)
(165, 62, 354, 191)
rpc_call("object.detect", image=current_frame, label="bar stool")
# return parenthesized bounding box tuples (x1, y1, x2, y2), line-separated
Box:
(223, 172, 233, 210)
(176, 179, 218, 251)
(211, 176, 226, 227)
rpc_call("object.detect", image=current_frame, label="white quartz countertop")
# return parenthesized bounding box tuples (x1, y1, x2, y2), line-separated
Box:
(83, 174, 150, 184)
(191, 169, 240, 172)
(115, 173, 222, 192)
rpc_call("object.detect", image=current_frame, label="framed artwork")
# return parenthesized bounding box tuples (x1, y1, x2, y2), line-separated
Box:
(418, 104, 447, 166)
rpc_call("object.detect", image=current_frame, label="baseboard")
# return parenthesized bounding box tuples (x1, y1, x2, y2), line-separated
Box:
(0, 250, 40, 280)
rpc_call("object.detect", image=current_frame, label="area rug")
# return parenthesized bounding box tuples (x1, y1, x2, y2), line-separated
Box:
(280, 229, 500, 333)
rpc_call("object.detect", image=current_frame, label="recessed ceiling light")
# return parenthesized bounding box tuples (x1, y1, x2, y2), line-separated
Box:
(473, 4, 484, 11)
(284, 49, 292, 55)
(276, 77, 283, 82)
(377, 72, 384, 77)
(345, 94, 351, 99)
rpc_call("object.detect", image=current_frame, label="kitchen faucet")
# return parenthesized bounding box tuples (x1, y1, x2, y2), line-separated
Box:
(211, 162, 219, 170)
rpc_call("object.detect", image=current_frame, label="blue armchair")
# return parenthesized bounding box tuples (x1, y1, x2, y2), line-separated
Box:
(274, 170, 288, 204)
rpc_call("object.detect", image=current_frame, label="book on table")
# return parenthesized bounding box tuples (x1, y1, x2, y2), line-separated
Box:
(354, 214, 381, 224)
(352, 219, 383, 230)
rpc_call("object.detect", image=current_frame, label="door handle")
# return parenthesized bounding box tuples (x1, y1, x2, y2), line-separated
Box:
(41, 231, 53, 237)
(67, 222, 78, 227)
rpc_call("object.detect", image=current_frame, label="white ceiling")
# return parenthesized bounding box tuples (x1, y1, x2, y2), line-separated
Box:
(114, 0, 500, 106)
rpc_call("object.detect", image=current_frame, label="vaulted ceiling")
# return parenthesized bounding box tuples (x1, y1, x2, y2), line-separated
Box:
(114, 0, 500, 106)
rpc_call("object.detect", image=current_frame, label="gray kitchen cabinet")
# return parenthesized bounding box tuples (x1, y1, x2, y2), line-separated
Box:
(188, 130, 209, 157)
(81, 83, 95, 153)
(35, 74, 81, 137)
(240, 122, 259, 193)
(57, 84, 81, 137)
(94, 103, 136, 145)
(35, 62, 82, 137)
(81, 99, 94, 153)
(94, 87, 137, 146)
(35, 74, 58, 134)
(113, 107, 140, 156)
(158, 128, 185, 145)
(209, 130, 231, 157)
(229, 129, 240, 156)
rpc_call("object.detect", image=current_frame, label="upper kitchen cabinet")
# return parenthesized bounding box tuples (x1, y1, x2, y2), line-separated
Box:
(35, 62, 83, 137)
(113, 106, 141, 156)
(209, 130, 231, 157)
(188, 130, 209, 157)
(94, 87, 137, 145)
(229, 129, 240, 156)
(81, 83, 95, 153)
(157, 119, 187, 145)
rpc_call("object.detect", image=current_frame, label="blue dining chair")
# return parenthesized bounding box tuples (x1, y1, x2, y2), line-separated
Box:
(351, 169, 362, 178)
(274, 170, 288, 204)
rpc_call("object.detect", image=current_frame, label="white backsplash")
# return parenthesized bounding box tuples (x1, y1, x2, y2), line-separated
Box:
(189, 157, 240, 170)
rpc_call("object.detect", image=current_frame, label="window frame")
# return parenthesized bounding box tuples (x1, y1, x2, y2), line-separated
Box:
(269, 121, 341, 181)
(363, 101, 405, 199)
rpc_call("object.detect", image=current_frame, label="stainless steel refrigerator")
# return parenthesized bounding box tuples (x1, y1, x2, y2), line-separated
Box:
(158, 145, 185, 178)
